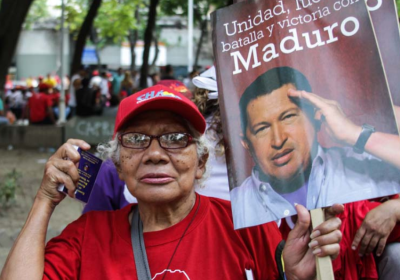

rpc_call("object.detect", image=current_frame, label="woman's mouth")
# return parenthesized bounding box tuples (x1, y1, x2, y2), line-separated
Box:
(271, 149, 294, 166)
(140, 173, 174, 184)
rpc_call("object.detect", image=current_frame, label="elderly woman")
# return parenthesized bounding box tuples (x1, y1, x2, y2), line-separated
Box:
(1, 85, 342, 280)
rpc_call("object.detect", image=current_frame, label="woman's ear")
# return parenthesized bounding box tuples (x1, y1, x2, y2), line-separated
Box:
(195, 152, 209, 179)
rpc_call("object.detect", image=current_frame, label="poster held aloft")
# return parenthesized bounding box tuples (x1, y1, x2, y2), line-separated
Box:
(212, 0, 400, 278)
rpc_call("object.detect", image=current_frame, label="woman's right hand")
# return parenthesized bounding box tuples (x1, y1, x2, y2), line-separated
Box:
(37, 139, 90, 207)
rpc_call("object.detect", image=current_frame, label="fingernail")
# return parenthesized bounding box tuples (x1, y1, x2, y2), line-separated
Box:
(294, 203, 298, 206)
(313, 248, 321, 255)
(310, 230, 321, 239)
(351, 245, 356, 250)
(308, 240, 318, 248)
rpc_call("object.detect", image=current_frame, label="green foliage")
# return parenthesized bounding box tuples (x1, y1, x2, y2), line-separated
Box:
(58, 0, 143, 48)
(63, 0, 88, 33)
(159, 0, 227, 24)
(24, 0, 50, 29)
(95, 0, 143, 45)
(0, 169, 22, 208)
(396, 0, 400, 16)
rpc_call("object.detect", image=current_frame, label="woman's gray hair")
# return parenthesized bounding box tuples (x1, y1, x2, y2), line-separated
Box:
(97, 120, 211, 186)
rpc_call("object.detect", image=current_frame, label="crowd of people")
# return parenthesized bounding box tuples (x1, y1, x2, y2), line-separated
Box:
(0, 64, 199, 125)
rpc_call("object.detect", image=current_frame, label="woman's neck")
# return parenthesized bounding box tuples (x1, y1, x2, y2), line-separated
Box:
(137, 192, 197, 232)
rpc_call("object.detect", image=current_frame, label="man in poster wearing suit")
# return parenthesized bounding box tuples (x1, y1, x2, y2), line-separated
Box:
(230, 66, 400, 229)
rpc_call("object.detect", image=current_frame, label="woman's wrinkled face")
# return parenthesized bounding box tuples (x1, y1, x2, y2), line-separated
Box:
(117, 110, 205, 204)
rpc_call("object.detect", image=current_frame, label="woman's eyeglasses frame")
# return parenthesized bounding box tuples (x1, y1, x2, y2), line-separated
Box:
(118, 132, 194, 150)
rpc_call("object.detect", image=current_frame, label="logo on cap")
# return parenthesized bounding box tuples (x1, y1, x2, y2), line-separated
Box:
(137, 90, 182, 103)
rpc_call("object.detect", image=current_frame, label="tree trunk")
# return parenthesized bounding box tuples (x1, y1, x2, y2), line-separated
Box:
(90, 26, 102, 69)
(128, 8, 139, 73)
(194, 18, 207, 69)
(151, 31, 159, 68)
(70, 0, 102, 76)
(128, 30, 137, 73)
(0, 0, 35, 100)
(139, 0, 159, 89)
(94, 45, 102, 69)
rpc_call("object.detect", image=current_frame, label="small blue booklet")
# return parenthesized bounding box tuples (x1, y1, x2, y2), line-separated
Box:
(57, 146, 103, 203)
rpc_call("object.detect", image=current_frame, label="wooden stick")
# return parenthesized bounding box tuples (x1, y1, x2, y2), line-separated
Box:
(310, 208, 335, 280)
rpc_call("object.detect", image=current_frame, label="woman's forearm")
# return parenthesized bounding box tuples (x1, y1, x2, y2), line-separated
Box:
(0, 195, 55, 280)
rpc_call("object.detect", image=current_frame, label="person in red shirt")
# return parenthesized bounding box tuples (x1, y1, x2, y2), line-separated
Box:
(50, 87, 71, 119)
(27, 84, 56, 125)
(351, 198, 400, 280)
(0, 85, 343, 280)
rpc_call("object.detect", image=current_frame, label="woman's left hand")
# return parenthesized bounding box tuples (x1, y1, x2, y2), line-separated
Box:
(283, 204, 344, 280)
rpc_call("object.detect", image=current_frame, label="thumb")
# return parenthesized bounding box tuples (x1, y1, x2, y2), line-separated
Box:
(290, 204, 311, 240)
(325, 203, 344, 220)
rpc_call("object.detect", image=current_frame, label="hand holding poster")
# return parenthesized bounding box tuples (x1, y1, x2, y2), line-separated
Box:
(212, 0, 400, 230)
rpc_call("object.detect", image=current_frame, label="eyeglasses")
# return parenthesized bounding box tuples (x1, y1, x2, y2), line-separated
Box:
(118, 132, 194, 150)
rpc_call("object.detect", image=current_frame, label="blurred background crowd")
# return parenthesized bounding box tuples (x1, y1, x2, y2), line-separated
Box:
(0, 65, 203, 126)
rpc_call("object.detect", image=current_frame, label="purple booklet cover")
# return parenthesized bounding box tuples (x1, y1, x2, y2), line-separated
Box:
(58, 148, 103, 203)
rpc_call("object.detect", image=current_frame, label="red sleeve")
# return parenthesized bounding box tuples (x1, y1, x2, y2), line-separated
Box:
(239, 222, 282, 280)
(332, 201, 379, 280)
(364, 200, 381, 211)
(43, 214, 87, 279)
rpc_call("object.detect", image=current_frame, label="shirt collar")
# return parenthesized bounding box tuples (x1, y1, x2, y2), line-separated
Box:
(314, 144, 327, 165)
(250, 144, 327, 213)
(250, 169, 297, 219)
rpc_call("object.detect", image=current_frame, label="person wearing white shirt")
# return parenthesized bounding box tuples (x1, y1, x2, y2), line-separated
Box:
(68, 66, 87, 115)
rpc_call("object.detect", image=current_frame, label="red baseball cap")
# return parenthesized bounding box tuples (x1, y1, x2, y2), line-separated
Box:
(156, 80, 192, 99)
(114, 85, 206, 136)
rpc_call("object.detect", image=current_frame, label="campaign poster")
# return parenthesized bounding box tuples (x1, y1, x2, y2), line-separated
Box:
(212, 0, 400, 229)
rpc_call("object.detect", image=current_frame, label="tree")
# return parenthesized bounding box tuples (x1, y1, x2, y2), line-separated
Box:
(139, 0, 159, 89)
(0, 0, 35, 99)
(159, 0, 228, 70)
(62, 0, 141, 74)
(128, 8, 140, 72)
(93, 0, 142, 71)
(70, 0, 102, 75)
(24, 0, 49, 30)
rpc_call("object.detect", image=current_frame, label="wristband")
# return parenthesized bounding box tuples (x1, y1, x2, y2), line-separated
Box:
(353, 124, 375, 154)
